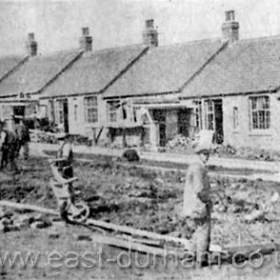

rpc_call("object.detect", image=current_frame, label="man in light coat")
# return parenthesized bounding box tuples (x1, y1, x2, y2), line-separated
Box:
(182, 131, 213, 263)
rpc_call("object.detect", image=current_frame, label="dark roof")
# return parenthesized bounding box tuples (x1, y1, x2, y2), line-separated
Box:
(0, 55, 27, 81)
(181, 36, 280, 98)
(0, 50, 81, 97)
(41, 45, 147, 98)
(103, 39, 225, 98)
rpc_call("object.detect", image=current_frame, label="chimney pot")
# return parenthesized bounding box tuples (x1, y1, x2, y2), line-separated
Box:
(225, 10, 235, 21)
(82, 27, 90, 36)
(145, 19, 154, 29)
(28, 33, 35, 40)
(143, 19, 158, 47)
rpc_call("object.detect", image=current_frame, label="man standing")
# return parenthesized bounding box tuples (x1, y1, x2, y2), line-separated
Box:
(15, 117, 30, 160)
(182, 131, 213, 264)
(0, 121, 19, 173)
(56, 133, 74, 179)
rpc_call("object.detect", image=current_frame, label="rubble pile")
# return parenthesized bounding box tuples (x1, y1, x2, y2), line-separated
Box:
(30, 130, 91, 146)
(166, 134, 195, 153)
(0, 209, 53, 233)
(30, 130, 58, 144)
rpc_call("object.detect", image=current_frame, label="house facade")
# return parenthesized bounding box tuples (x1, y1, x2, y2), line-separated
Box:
(0, 10, 280, 151)
(39, 27, 148, 142)
(181, 12, 280, 150)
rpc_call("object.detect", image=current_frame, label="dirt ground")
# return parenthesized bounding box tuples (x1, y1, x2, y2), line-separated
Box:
(1, 156, 280, 279)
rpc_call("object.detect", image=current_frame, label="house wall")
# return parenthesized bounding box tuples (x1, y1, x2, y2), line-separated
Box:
(222, 93, 280, 150)
(40, 94, 108, 143)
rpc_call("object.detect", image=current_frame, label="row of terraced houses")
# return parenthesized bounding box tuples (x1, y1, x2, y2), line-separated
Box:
(0, 10, 280, 151)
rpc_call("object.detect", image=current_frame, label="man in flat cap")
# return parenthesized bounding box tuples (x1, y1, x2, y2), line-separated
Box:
(181, 130, 214, 264)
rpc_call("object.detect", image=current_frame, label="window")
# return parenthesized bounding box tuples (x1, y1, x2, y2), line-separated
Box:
(250, 96, 270, 130)
(204, 100, 214, 130)
(48, 100, 55, 122)
(233, 107, 239, 129)
(107, 101, 119, 123)
(74, 104, 78, 122)
(193, 101, 202, 130)
(84, 96, 98, 123)
(57, 100, 64, 124)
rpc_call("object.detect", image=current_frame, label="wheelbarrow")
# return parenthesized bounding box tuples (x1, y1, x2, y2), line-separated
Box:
(49, 159, 90, 223)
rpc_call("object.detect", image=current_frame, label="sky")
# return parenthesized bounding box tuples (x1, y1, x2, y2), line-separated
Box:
(0, 0, 279, 56)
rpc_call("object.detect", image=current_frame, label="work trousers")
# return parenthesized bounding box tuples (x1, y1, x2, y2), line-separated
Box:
(181, 214, 211, 261)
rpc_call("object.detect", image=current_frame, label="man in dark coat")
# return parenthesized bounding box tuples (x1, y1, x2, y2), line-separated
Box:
(0, 121, 19, 173)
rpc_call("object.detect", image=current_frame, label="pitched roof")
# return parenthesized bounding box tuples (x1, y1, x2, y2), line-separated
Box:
(0, 55, 27, 81)
(41, 45, 147, 98)
(103, 39, 225, 98)
(181, 36, 280, 98)
(0, 50, 81, 97)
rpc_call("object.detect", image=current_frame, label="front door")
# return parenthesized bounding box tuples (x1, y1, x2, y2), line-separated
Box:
(62, 100, 69, 133)
(214, 100, 223, 144)
(204, 99, 224, 144)
(153, 109, 166, 147)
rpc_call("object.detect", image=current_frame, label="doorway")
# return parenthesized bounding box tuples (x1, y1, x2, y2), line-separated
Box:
(178, 108, 194, 138)
(152, 109, 166, 147)
(58, 99, 69, 133)
(214, 100, 223, 144)
(204, 99, 224, 144)
(62, 100, 69, 133)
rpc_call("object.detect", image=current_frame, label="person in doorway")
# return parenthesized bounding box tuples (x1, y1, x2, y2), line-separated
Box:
(15, 116, 30, 160)
(0, 121, 20, 173)
(181, 132, 213, 265)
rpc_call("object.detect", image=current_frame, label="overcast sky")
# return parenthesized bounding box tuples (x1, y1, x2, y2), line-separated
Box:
(0, 0, 279, 56)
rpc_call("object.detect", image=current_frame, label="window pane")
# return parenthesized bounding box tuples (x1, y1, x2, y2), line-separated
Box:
(84, 96, 98, 123)
(250, 96, 270, 130)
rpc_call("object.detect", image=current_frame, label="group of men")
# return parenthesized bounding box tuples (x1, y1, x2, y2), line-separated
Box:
(0, 116, 30, 173)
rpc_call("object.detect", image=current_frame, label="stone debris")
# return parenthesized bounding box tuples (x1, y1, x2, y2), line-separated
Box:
(47, 228, 60, 239)
(76, 234, 92, 241)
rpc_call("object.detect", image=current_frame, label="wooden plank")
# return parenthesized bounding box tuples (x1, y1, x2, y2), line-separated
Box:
(86, 218, 190, 248)
(116, 234, 162, 247)
(3, 200, 279, 258)
(0, 200, 58, 216)
(93, 235, 183, 257)
(0, 200, 189, 248)
(95, 126, 104, 144)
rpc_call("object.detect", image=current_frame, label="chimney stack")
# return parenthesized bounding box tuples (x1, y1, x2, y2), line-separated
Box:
(79, 27, 92, 52)
(222, 10, 239, 43)
(26, 33, 37, 56)
(143, 19, 158, 47)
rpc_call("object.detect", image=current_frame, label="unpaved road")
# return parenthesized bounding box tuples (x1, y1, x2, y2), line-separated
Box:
(1, 156, 280, 279)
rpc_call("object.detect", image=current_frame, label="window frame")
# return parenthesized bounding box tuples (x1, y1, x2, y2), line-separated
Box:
(107, 100, 119, 123)
(249, 96, 270, 131)
(57, 99, 64, 125)
(233, 106, 239, 130)
(84, 96, 98, 124)
(204, 99, 215, 131)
